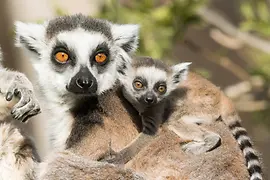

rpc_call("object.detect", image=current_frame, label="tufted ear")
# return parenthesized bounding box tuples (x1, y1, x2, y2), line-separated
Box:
(171, 62, 192, 88)
(15, 21, 47, 56)
(111, 24, 139, 54)
(116, 52, 133, 81)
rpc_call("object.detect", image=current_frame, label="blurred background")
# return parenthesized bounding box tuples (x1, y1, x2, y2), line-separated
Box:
(0, 0, 269, 179)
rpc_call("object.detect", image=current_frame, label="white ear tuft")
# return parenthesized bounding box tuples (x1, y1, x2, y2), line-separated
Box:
(15, 21, 47, 56)
(117, 55, 132, 78)
(171, 62, 192, 84)
(111, 24, 140, 54)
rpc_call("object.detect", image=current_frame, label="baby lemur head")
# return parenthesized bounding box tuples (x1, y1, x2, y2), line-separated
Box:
(15, 14, 139, 104)
(118, 57, 191, 112)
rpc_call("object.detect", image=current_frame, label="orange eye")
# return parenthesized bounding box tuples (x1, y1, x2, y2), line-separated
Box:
(134, 81, 143, 89)
(95, 53, 107, 63)
(55, 52, 69, 63)
(158, 85, 166, 93)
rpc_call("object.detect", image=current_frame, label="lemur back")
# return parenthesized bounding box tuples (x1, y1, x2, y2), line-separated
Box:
(170, 72, 263, 180)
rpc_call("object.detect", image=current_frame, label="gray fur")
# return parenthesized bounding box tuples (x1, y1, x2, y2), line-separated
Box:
(37, 150, 145, 180)
(132, 57, 170, 72)
(0, 121, 39, 180)
(46, 14, 112, 40)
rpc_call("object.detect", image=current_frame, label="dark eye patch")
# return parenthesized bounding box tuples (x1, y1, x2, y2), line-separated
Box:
(90, 42, 111, 74)
(90, 42, 110, 66)
(51, 40, 76, 68)
(133, 76, 148, 90)
(154, 81, 167, 94)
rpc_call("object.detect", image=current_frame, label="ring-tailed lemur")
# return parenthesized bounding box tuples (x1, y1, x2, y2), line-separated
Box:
(103, 57, 263, 180)
(0, 47, 41, 122)
(12, 14, 258, 180)
(118, 57, 191, 135)
(0, 47, 41, 180)
(100, 57, 191, 163)
(0, 14, 145, 180)
(15, 14, 139, 151)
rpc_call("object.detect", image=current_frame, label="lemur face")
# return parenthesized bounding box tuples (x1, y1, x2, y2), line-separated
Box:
(118, 57, 191, 108)
(132, 67, 168, 106)
(15, 14, 139, 99)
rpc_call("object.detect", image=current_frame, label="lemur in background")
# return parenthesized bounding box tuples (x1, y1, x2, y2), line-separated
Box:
(103, 57, 263, 180)
(0, 47, 41, 122)
(0, 47, 41, 180)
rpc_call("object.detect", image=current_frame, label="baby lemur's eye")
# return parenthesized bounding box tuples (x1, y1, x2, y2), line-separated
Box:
(158, 85, 166, 94)
(55, 51, 69, 64)
(133, 80, 143, 89)
(95, 53, 107, 63)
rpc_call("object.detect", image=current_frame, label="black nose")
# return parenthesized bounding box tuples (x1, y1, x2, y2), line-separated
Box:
(145, 96, 154, 104)
(67, 66, 98, 95)
(76, 77, 93, 89)
(144, 93, 156, 104)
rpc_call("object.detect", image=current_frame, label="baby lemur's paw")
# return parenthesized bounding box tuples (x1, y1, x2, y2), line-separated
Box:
(99, 149, 125, 165)
(181, 132, 221, 155)
(5, 75, 41, 122)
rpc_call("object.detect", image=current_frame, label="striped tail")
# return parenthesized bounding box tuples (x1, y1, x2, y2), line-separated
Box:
(229, 121, 263, 180)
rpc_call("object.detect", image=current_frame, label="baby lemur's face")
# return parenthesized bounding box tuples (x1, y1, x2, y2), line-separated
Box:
(130, 67, 169, 106)
(118, 57, 191, 109)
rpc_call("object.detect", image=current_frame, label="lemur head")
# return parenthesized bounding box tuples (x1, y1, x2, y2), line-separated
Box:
(118, 57, 191, 109)
(15, 14, 139, 102)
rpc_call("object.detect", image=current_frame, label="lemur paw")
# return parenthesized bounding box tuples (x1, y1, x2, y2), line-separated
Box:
(6, 80, 41, 122)
(99, 149, 125, 165)
(181, 132, 221, 155)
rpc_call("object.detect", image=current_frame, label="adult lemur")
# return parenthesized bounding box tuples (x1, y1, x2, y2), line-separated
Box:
(103, 57, 263, 180)
(0, 46, 144, 179)
(6, 14, 258, 179)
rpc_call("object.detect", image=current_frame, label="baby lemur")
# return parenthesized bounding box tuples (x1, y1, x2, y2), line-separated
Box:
(102, 57, 191, 163)
(120, 57, 191, 136)
(103, 57, 263, 180)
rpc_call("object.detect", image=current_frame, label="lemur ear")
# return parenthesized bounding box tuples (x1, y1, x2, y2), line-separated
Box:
(116, 53, 133, 83)
(171, 62, 192, 85)
(15, 21, 47, 56)
(111, 24, 139, 54)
